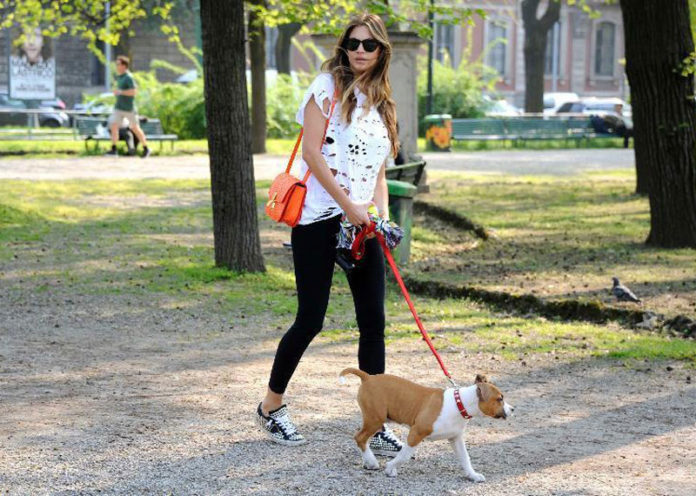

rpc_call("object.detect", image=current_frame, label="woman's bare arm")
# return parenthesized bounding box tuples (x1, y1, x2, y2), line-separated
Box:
(372, 160, 389, 219)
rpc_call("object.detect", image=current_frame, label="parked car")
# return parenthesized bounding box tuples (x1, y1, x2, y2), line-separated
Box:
(543, 92, 579, 115)
(556, 97, 632, 118)
(40, 97, 67, 110)
(484, 97, 522, 117)
(72, 92, 114, 116)
(176, 69, 199, 84)
(0, 92, 69, 127)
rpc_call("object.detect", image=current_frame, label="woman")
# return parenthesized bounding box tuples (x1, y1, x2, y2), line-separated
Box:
(256, 14, 402, 456)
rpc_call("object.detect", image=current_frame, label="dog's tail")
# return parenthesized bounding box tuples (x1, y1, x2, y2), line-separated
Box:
(339, 367, 370, 385)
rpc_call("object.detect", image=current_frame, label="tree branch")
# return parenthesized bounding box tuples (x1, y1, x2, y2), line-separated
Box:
(539, 0, 561, 31)
(521, 0, 541, 30)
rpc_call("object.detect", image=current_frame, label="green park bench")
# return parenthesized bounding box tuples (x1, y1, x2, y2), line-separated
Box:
(504, 118, 582, 146)
(449, 117, 619, 146)
(385, 160, 426, 186)
(76, 116, 178, 152)
(451, 118, 509, 143)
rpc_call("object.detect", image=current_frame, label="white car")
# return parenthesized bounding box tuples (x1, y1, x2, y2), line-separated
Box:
(73, 92, 114, 116)
(484, 98, 522, 117)
(556, 97, 632, 119)
(543, 92, 580, 115)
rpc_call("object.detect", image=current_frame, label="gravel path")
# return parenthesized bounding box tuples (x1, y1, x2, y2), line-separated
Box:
(0, 148, 635, 181)
(2, 264, 695, 495)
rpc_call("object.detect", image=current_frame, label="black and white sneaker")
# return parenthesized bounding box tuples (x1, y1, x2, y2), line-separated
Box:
(256, 403, 307, 446)
(104, 148, 118, 156)
(369, 425, 403, 457)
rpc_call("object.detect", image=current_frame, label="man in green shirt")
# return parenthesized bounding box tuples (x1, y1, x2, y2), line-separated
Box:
(105, 55, 150, 158)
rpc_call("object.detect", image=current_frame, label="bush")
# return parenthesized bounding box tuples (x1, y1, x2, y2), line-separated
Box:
(417, 54, 500, 135)
(134, 71, 206, 139)
(265, 74, 303, 139)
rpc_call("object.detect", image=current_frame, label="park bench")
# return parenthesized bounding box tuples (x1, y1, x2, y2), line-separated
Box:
(504, 118, 564, 140)
(76, 116, 178, 151)
(451, 119, 509, 143)
(449, 117, 622, 146)
(385, 159, 426, 186)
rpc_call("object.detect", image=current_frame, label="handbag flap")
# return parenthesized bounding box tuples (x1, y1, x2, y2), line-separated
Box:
(268, 172, 305, 205)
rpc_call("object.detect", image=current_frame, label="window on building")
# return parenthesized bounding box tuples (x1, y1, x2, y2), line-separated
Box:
(544, 22, 561, 76)
(487, 20, 507, 77)
(435, 23, 454, 64)
(265, 26, 278, 69)
(90, 40, 106, 86)
(595, 22, 615, 76)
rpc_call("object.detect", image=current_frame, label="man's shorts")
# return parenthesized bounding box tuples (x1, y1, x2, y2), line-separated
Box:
(108, 109, 139, 128)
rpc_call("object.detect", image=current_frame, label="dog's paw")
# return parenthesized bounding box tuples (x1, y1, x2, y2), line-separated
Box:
(362, 456, 380, 470)
(466, 471, 485, 483)
(384, 462, 398, 477)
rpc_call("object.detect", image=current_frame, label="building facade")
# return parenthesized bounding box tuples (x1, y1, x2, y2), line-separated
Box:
(432, 1, 627, 106)
(283, 1, 626, 107)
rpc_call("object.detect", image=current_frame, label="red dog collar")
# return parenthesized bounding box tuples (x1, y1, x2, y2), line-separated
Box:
(453, 388, 472, 419)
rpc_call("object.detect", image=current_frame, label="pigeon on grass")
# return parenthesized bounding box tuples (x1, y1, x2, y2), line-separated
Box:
(612, 277, 641, 303)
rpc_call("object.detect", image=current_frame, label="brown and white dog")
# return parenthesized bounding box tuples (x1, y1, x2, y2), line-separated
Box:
(340, 368, 513, 480)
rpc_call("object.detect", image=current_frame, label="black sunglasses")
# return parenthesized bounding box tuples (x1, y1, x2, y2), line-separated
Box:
(344, 37, 381, 53)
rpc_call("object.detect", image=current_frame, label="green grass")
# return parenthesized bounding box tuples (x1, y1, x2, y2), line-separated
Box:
(2, 177, 694, 366)
(407, 169, 696, 319)
(1, 136, 625, 160)
(0, 138, 298, 159)
(417, 136, 628, 151)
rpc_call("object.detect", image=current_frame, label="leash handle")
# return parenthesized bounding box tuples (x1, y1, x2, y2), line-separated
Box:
(373, 230, 457, 386)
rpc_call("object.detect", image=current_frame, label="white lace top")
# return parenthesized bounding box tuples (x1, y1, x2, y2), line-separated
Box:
(294, 72, 391, 225)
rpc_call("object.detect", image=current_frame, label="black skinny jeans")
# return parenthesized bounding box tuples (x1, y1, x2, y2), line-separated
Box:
(268, 215, 385, 394)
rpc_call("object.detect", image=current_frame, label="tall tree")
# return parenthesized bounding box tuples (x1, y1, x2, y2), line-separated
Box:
(200, 0, 265, 270)
(275, 22, 302, 75)
(620, 0, 696, 247)
(249, 0, 267, 154)
(521, 0, 560, 112)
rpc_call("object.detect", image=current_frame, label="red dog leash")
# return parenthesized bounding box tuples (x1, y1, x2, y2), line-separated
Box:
(352, 223, 458, 388)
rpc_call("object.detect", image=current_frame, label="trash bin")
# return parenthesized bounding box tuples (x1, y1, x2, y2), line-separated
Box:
(387, 179, 418, 265)
(424, 114, 452, 152)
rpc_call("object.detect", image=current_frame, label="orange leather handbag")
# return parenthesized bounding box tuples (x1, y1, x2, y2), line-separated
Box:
(266, 92, 338, 227)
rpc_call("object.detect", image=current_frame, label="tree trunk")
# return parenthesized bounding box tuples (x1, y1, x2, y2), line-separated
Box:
(200, 0, 265, 271)
(523, 30, 546, 113)
(275, 22, 301, 75)
(249, 0, 267, 154)
(521, 0, 560, 113)
(620, 0, 696, 247)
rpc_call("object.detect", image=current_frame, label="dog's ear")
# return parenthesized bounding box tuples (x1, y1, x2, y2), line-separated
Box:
(476, 382, 493, 402)
(475, 374, 488, 384)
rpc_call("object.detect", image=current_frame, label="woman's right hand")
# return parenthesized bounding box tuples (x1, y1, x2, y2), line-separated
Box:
(344, 201, 371, 227)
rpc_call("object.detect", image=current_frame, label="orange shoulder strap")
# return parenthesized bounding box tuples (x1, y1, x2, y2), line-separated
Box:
(285, 89, 339, 183)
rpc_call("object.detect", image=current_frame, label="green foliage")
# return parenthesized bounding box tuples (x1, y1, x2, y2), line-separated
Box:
(265, 74, 302, 139)
(134, 71, 207, 139)
(255, 0, 484, 39)
(417, 52, 500, 134)
(0, 0, 175, 61)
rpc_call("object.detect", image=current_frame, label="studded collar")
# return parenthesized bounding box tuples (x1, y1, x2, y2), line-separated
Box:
(453, 388, 472, 419)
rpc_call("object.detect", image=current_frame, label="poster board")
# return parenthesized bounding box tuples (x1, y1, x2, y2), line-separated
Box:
(8, 27, 56, 100)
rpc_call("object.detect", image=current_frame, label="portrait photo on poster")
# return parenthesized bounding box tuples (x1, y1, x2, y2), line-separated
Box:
(9, 26, 56, 100)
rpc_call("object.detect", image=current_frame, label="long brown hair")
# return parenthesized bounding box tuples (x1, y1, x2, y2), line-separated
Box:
(321, 14, 400, 158)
